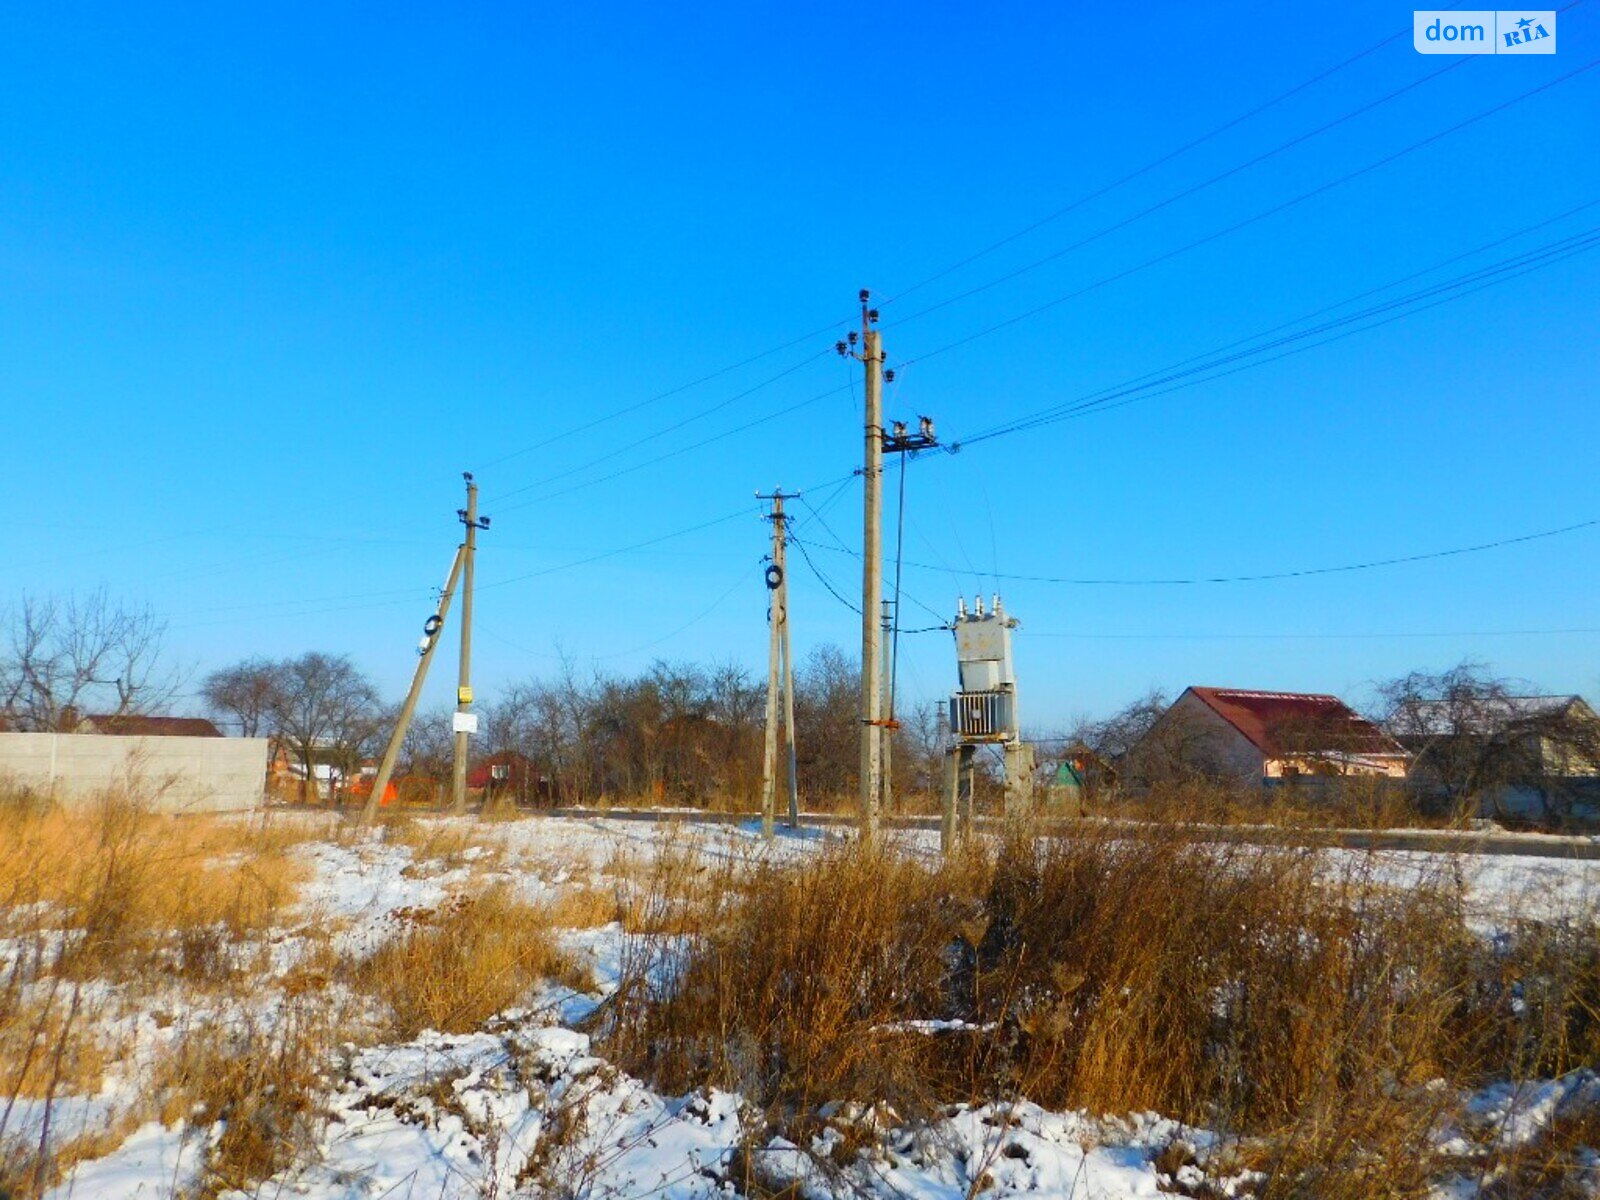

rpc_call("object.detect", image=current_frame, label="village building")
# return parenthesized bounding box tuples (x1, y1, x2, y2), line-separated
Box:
(74, 713, 223, 738)
(1389, 694, 1600, 820)
(1128, 686, 1409, 787)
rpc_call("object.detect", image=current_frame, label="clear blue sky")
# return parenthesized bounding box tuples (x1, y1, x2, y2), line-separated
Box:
(2, 2, 1596, 729)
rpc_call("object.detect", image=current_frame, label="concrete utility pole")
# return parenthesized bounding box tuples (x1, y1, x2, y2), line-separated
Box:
(837, 294, 937, 838)
(363, 544, 465, 823)
(857, 292, 885, 839)
(758, 489, 800, 838)
(450, 473, 490, 813)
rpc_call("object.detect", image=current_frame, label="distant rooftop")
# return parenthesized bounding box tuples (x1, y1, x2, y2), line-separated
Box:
(81, 714, 224, 738)
(1186, 687, 1405, 758)
(1395, 695, 1590, 737)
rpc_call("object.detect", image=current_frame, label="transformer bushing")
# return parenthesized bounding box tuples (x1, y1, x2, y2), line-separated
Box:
(943, 595, 1035, 851)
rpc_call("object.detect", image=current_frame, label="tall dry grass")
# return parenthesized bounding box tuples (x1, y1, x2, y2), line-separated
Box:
(604, 825, 1600, 1196)
(355, 884, 593, 1038)
(0, 788, 325, 1196)
(0, 796, 311, 981)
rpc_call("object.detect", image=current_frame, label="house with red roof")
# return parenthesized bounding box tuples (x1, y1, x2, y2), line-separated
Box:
(1129, 687, 1409, 786)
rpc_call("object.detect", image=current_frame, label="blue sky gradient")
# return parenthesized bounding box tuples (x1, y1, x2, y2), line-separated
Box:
(2, 2, 1596, 727)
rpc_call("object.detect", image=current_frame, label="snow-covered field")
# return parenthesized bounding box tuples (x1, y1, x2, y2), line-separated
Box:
(12, 813, 1600, 1199)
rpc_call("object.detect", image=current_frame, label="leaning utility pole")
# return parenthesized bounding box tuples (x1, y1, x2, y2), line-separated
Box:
(846, 291, 885, 839)
(758, 489, 800, 837)
(450, 473, 490, 812)
(363, 541, 467, 823)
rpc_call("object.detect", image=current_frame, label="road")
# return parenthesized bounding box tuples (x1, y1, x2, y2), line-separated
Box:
(544, 806, 1600, 861)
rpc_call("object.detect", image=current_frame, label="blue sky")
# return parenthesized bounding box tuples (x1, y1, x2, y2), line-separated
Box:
(2, 2, 1596, 729)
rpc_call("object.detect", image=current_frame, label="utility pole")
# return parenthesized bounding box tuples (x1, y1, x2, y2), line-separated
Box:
(837, 290, 885, 839)
(363, 544, 466, 824)
(758, 489, 800, 838)
(450, 473, 490, 813)
(837, 293, 939, 838)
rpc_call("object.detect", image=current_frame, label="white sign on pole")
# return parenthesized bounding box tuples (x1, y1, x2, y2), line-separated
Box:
(452, 712, 479, 735)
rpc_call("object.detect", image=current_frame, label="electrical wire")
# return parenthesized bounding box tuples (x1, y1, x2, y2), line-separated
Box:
(456, 38, 1597, 529)
(897, 56, 1600, 374)
(487, 348, 831, 505)
(474, 12, 1443, 479)
(475, 506, 759, 593)
(1025, 627, 1600, 641)
(789, 532, 861, 616)
(953, 223, 1600, 446)
(880, 11, 1443, 306)
(886, 56, 1477, 329)
(479, 561, 758, 662)
(789, 530, 947, 634)
(788, 517, 1600, 587)
(490, 380, 854, 515)
(480, 327, 850, 472)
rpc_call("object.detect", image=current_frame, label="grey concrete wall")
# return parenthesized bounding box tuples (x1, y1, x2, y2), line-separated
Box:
(0, 733, 268, 812)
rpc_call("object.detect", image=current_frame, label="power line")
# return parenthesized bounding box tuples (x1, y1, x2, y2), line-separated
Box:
(886, 55, 1476, 329)
(1027, 627, 1600, 641)
(490, 380, 854, 515)
(789, 517, 1600, 587)
(790, 532, 946, 633)
(473, 15, 1438, 480)
(480, 326, 851, 472)
(790, 528, 861, 615)
(879, 13, 1432, 306)
(480, 560, 758, 663)
(471, 25, 1541, 516)
(475, 506, 759, 593)
(954, 222, 1600, 446)
(487, 348, 832, 506)
(897, 56, 1600, 374)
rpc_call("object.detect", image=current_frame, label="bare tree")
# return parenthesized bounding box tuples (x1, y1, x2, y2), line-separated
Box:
(267, 653, 384, 804)
(1379, 661, 1600, 822)
(200, 657, 283, 737)
(0, 591, 182, 732)
(400, 707, 455, 803)
(792, 645, 858, 805)
(1074, 689, 1169, 764)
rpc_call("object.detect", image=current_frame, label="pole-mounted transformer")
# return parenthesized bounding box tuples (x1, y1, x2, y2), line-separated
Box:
(942, 594, 1035, 850)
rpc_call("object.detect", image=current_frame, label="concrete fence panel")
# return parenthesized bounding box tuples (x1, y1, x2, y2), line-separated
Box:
(0, 733, 269, 812)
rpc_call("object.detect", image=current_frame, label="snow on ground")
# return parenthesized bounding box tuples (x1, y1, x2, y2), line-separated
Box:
(42, 1122, 207, 1200)
(22, 813, 1600, 1199)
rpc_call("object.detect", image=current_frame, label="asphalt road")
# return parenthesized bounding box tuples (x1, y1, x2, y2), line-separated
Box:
(544, 807, 1600, 861)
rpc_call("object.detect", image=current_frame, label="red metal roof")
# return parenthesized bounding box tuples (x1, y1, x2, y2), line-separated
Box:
(83, 714, 224, 738)
(1186, 688, 1404, 758)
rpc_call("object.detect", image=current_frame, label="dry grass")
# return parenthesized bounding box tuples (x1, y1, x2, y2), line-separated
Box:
(153, 999, 335, 1198)
(378, 811, 504, 872)
(356, 884, 593, 1038)
(0, 790, 337, 1196)
(0, 797, 310, 982)
(537, 882, 624, 929)
(604, 825, 1600, 1197)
